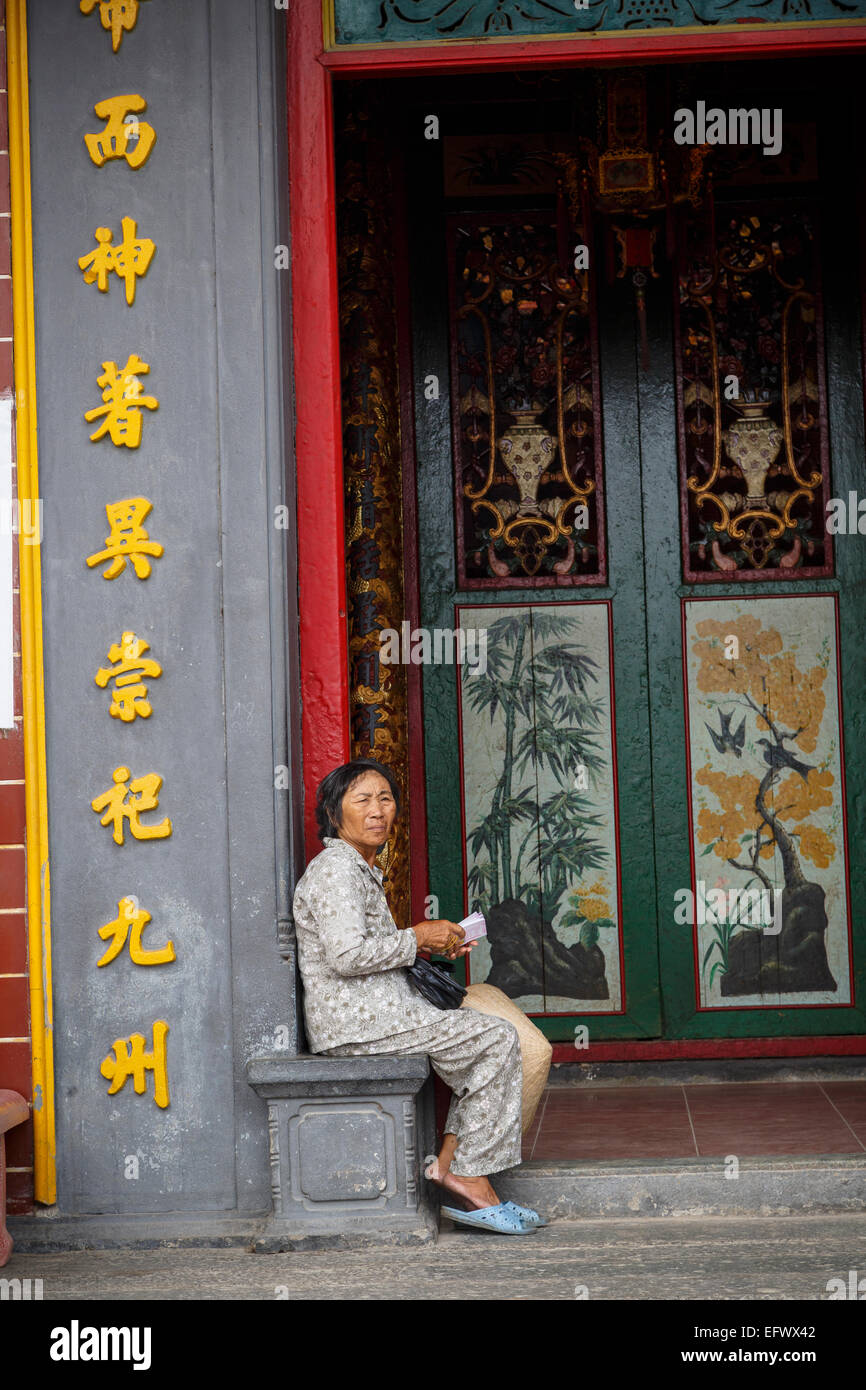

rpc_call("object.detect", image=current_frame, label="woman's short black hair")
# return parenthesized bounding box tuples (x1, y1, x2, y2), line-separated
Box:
(315, 759, 401, 843)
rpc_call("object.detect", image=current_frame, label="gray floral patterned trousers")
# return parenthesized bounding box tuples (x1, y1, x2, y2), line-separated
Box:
(323, 1006, 523, 1178)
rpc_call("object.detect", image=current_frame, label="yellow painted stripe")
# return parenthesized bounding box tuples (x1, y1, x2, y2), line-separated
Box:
(7, 0, 56, 1205)
(322, 0, 335, 49)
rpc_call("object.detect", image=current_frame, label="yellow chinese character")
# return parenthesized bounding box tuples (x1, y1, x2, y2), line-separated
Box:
(85, 94, 156, 169)
(78, 218, 155, 306)
(97, 895, 176, 967)
(80, 0, 152, 53)
(86, 498, 164, 580)
(91, 765, 172, 846)
(94, 630, 162, 720)
(85, 355, 158, 448)
(100, 1021, 169, 1109)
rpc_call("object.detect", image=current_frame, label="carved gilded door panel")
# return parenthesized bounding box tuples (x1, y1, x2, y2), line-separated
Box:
(675, 203, 833, 581)
(447, 215, 606, 588)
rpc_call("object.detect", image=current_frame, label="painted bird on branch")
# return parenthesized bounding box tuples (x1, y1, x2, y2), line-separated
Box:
(756, 737, 815, 784)
(705, 708, 746, 758)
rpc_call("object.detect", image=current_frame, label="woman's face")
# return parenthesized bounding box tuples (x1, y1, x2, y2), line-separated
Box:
(336, 771, 397, 853)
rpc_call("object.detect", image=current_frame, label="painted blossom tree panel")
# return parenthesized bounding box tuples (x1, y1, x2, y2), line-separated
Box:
(684, 595, 852, 1009)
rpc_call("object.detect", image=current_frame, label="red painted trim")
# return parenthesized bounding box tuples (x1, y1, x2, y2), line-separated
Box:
(289, 5, 351, 861)
(552, 1034, 866, 1063)
(321, 27, 866, 77)
(680, 592, 855, 1014)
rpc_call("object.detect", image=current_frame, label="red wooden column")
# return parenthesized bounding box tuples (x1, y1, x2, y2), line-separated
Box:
(288, 4, 350, 860)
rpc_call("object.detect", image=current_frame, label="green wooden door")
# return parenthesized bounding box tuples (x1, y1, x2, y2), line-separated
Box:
(639, 100, 866, 1043)
(401, 67, 865, 1045)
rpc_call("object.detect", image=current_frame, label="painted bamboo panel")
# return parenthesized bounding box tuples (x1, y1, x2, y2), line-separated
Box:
(457, 601, 622, 1013)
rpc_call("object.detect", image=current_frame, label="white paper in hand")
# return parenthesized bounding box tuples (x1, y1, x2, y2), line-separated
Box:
(458, 911, 487, 943)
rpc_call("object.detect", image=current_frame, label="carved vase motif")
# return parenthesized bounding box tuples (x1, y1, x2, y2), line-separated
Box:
(496, 409, 558, 516)
(722, 401, 784, 507)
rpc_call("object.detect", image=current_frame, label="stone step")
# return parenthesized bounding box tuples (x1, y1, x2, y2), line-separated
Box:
(547, 1056, 866, 1087)
(495, 1154, 866, 1220)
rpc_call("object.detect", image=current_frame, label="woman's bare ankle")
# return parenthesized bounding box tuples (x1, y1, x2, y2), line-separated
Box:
(444, 1171, 500, 1209)
(436, 1133, 458, 1177)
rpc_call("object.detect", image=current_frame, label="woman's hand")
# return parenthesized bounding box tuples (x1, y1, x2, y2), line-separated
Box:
(411, 919, 472, 960)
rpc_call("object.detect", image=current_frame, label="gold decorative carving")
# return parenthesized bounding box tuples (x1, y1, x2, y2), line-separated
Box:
(337, 96, 411, 926)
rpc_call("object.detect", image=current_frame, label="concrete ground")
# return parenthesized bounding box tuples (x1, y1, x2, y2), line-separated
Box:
(6, 1211, 866, 1300)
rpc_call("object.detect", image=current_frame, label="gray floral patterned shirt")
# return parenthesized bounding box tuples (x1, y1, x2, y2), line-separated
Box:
(293, 835, 442, 1051)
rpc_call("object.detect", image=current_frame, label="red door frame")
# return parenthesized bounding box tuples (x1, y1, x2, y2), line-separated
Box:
(288, 5, 349, 856)
(288, 7, 866, 1059)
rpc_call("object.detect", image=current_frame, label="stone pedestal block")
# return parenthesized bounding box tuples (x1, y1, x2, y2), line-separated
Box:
(246, 1054, 438, 1250)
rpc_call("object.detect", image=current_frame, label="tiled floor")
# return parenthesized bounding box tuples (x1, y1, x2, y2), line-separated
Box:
(522, 1081, 866, 1160)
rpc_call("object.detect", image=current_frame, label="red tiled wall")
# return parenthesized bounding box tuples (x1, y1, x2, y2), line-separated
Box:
(0, 0, 34, 1216)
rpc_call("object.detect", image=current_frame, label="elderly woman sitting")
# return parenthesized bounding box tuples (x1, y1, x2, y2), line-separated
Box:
(292, 758, 547, 1234)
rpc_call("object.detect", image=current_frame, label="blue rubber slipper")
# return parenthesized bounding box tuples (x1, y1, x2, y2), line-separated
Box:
(440, 1202, 536, 1234)
(502, 1201, 548, 1228)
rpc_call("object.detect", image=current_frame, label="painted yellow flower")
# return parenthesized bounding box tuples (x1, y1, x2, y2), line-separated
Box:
(578, 896, 612, 922)
(797, 823, 835, 869)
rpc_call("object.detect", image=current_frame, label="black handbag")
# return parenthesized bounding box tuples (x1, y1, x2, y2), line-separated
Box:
(407, 955, 466, 1010)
